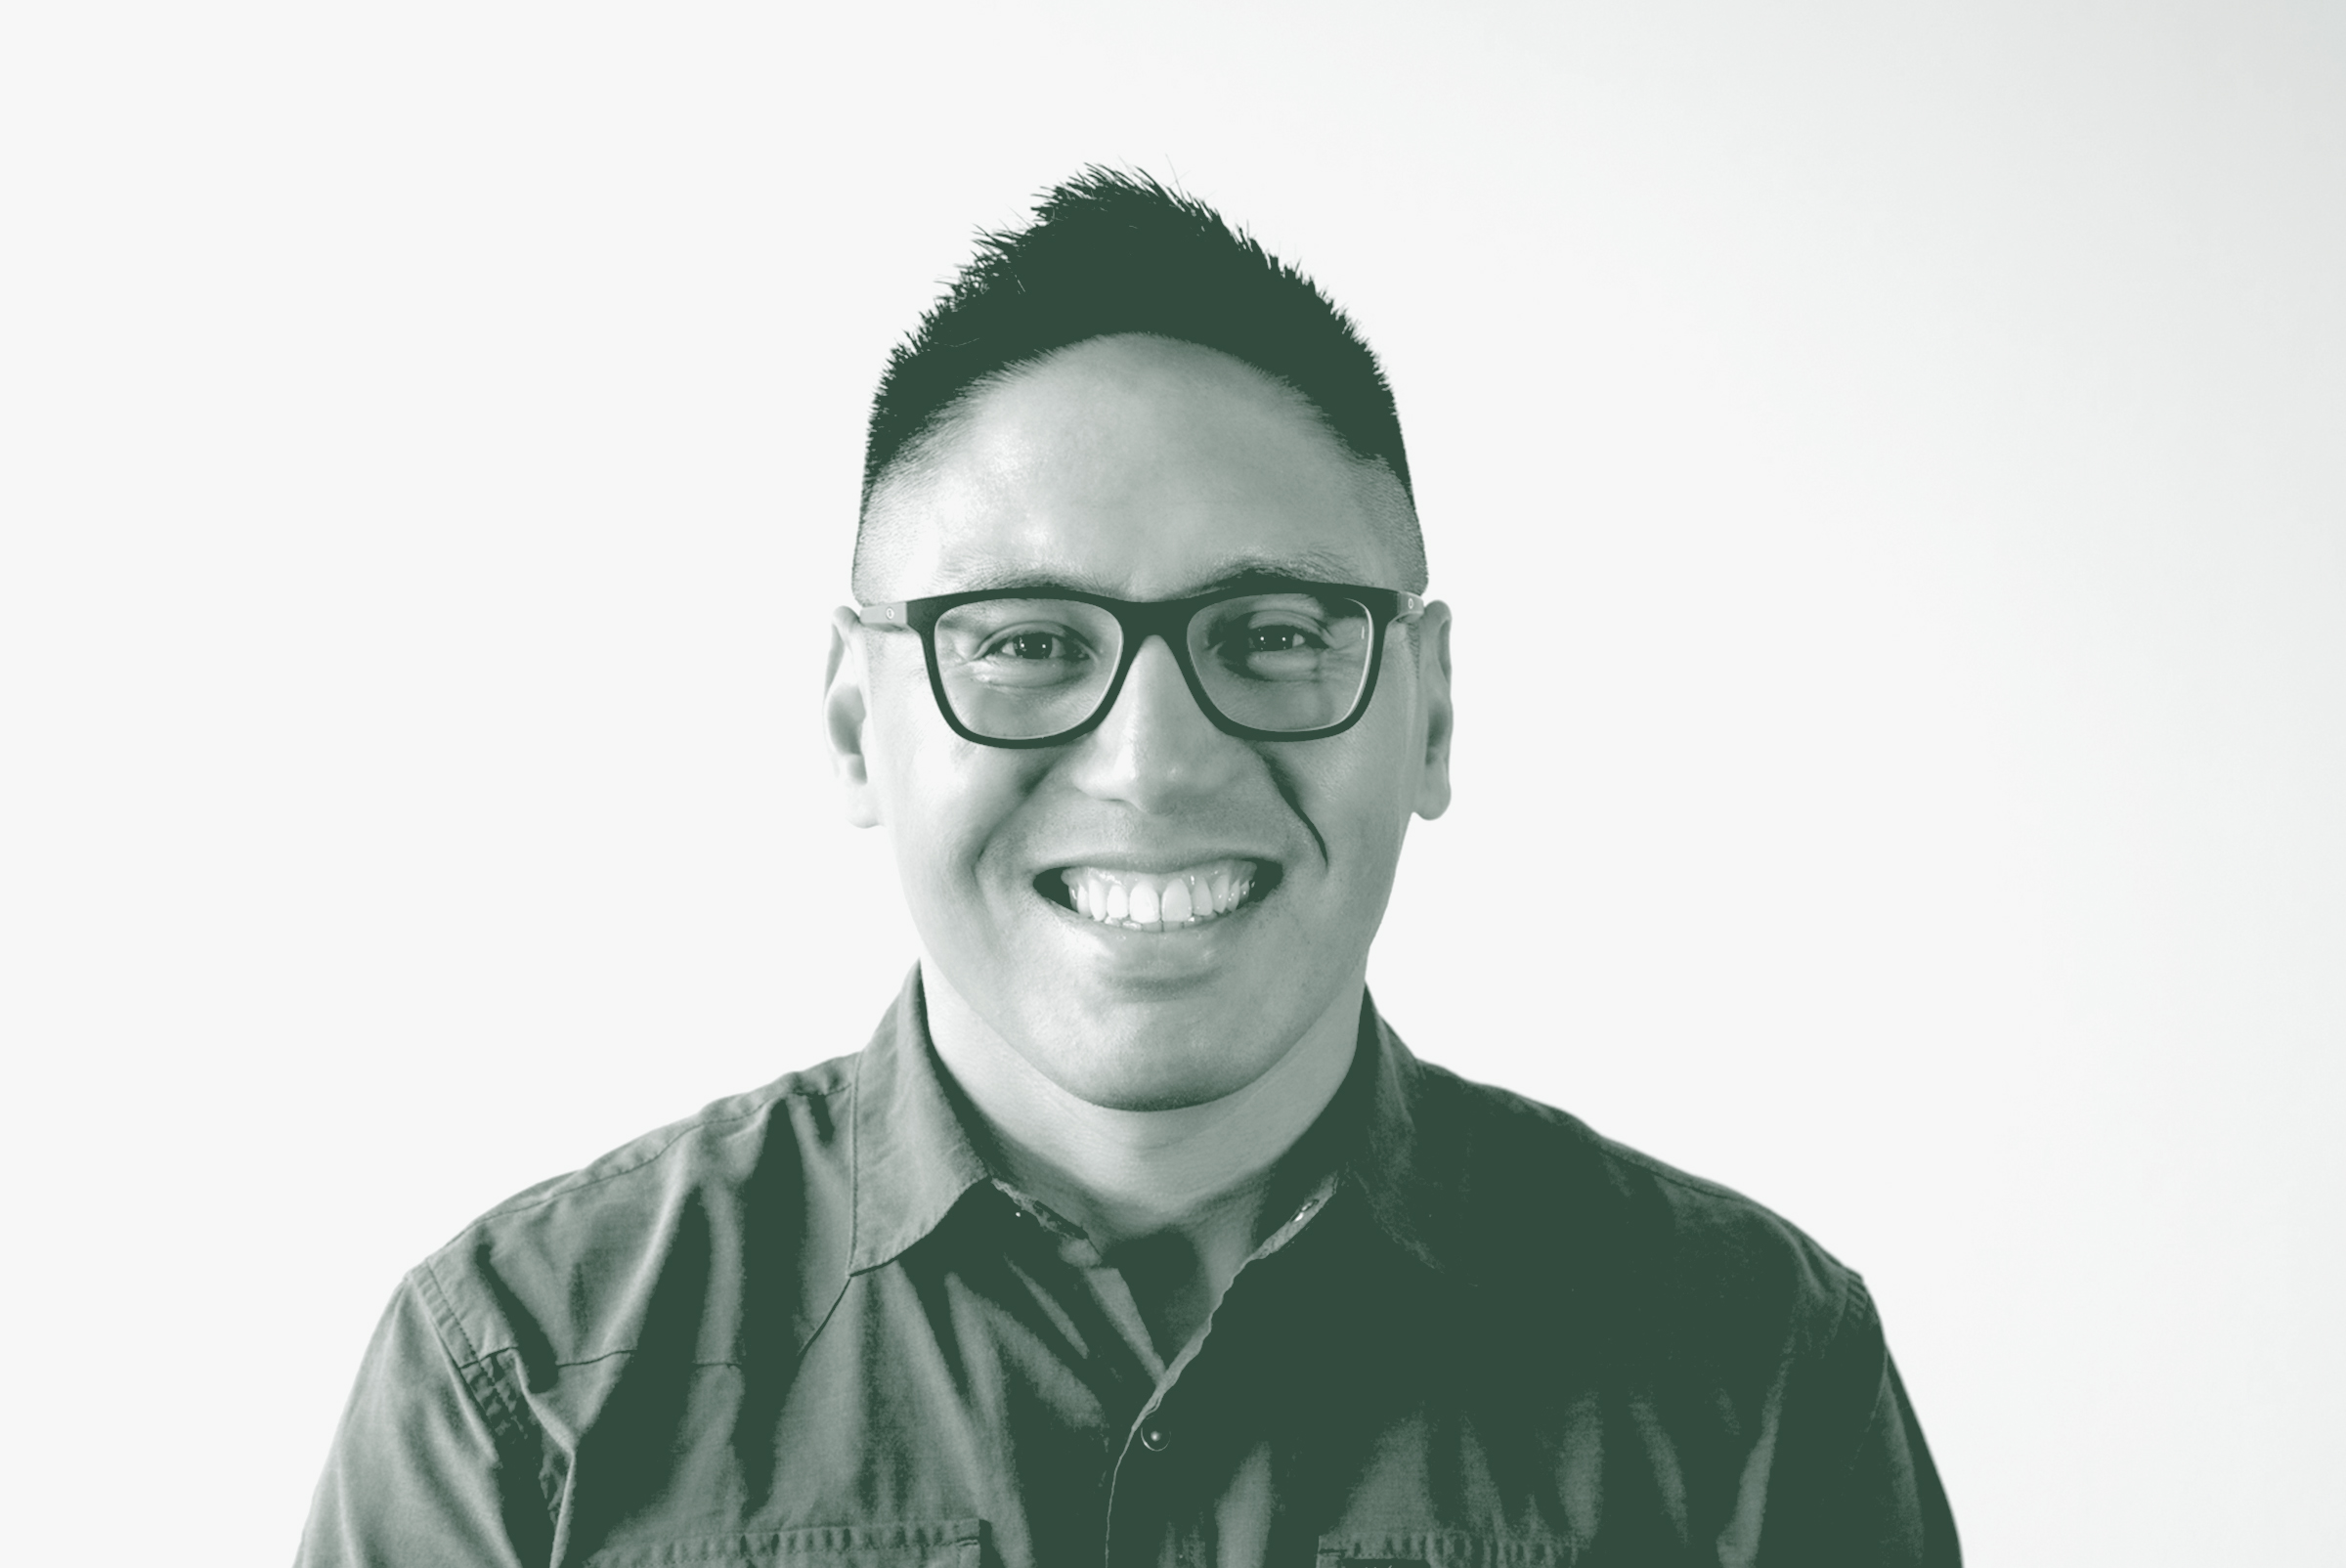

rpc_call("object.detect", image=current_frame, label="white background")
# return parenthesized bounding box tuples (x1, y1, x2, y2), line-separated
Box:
(4, 2, 2340, 1561)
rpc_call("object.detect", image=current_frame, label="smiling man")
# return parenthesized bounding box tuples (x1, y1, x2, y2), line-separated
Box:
(299, 172, 1958, 1567)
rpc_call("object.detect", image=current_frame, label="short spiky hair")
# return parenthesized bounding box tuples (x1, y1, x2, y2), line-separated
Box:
(856, 169, 1421, 589)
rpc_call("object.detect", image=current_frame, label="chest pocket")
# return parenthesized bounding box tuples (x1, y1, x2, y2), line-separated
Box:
(587, 1519, 986, 1568)
(1317, 1528, 1574, 1568)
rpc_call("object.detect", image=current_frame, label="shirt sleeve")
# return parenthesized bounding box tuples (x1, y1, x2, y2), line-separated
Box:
(295, 1273, 553, 1568)
(1852, 1350, 1962, 1567)
(1775, 1274, 1961, 1567)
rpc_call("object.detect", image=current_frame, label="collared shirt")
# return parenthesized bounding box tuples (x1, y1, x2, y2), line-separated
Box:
(298, 977, 1959, 1567)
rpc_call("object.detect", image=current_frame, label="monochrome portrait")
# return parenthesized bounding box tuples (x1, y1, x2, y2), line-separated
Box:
(5, 8, 2337, 1567)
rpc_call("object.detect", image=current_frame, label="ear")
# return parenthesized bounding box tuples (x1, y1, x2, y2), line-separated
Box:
(824, 606, 885, 828)
(1411, 600, 1455, 821)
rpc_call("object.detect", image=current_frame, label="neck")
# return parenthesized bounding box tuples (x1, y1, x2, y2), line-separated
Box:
(920, 964, 1362, 1247)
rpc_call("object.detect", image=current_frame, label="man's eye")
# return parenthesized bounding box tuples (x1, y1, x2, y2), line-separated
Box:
(956, 624, 1100, 689)
(982, 630, 1084, 662)
(1244, 623, 1326, 655)
(1209, 616, 1337, 685)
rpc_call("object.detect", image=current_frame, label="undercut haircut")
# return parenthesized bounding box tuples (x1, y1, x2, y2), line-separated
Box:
(856, 168, 1424, 592)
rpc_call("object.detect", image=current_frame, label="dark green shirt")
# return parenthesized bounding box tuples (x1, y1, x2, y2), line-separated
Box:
(299, 978, 1958, 1567)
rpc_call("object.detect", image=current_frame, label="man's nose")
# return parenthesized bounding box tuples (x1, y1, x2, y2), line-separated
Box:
(1066, 634, 1248, 811)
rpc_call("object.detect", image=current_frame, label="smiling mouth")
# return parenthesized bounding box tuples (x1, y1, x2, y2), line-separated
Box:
(1036, 858, 1278, 932)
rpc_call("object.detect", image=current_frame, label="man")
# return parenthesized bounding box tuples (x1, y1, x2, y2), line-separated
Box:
(300, 170, 1958, 1567)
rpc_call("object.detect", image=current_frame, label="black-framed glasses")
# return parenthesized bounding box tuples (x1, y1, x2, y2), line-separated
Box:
(855, 577, 1426, 748)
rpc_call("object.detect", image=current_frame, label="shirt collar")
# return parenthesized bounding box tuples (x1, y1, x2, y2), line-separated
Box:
(846, 969, 1455, 1277)
(847, 970, 994, 1275)
(1319, 996, 1451, 1273)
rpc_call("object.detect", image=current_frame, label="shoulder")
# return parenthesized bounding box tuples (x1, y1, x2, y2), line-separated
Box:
(467, 1055, 856, 1233)
(408, 1052, 862, 1376)
(1403, 1055, 1866, 1359)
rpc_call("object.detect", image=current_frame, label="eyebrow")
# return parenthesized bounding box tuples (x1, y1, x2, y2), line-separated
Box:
(927, 545, 1371, 598)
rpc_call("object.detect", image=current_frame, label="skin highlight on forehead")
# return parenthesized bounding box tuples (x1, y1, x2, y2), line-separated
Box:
(855, 334, 1423, 605)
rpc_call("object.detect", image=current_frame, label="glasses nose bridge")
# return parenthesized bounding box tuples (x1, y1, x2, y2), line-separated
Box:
(1096, 597, 1220, 736)
(1114, 596, 1201, 654)
(1106, 597, 1206, 687)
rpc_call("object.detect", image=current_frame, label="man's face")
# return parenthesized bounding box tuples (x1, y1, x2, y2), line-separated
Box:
(829, 334, 1453, 1111)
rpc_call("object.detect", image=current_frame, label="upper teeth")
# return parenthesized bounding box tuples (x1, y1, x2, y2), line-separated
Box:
(1061, 861, 1257, 930)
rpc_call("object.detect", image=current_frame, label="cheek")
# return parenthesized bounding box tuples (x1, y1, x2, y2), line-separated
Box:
(1271, 734, 1418, 886)
(868, 697, 1049, 900)
(865, 670, 961, 830)
(1321, 684, 1427, 815)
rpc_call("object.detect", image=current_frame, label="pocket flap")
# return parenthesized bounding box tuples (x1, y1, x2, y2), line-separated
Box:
(591, 1518, 986, 1568)
(1318, 1527, 1573, 1568)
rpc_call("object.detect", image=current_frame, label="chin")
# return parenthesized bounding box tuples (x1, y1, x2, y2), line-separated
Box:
(1042, 1022, 1276, 1112)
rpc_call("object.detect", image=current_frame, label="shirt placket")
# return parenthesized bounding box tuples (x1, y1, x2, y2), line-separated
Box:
(1098, 1182, 1336, 1568)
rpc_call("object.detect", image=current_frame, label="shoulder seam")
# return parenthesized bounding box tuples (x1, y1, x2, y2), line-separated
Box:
(412, 1259, 542, 1456)
(1594, 1136, 1766, 1207)
(473, 1075, 851, 1228)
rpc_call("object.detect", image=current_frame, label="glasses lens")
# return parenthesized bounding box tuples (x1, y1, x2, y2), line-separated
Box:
(931, 598, 1123, 740)
(1189, 590, 1376, 733)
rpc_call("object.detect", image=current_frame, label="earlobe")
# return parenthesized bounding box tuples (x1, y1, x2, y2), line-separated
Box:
(1412, 602, 1455, 821)
(824, 607, 885, 828)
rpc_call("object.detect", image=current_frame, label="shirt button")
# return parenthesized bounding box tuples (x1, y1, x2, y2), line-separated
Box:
(1140, 1424, 1170, 1453)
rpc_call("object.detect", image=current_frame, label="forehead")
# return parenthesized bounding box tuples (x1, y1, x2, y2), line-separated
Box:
(863, 334, 1407, 601)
